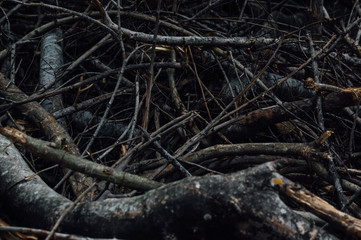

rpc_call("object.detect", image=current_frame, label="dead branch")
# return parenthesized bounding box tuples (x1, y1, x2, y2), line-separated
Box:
(0, 126, 162, 191)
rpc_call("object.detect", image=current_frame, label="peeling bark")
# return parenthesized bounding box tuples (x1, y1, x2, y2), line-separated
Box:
(221, 89, 361, 141)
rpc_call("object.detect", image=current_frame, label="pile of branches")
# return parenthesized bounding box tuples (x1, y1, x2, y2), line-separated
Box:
(1, 0, 361, 239)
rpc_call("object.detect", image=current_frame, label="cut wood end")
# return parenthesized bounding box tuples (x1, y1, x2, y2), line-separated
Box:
(315, 130, 333, 146)
(304, 77, 318, 91)
(341, 87, 361, 104)
(271, 178, 284, 186)
(0, 126, 27, 144)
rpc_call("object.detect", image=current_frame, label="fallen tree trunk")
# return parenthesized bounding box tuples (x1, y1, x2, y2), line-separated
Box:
(0, 133, 346, 239)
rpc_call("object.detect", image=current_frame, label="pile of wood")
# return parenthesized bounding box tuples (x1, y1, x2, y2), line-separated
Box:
(0, 0, 361, 239)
